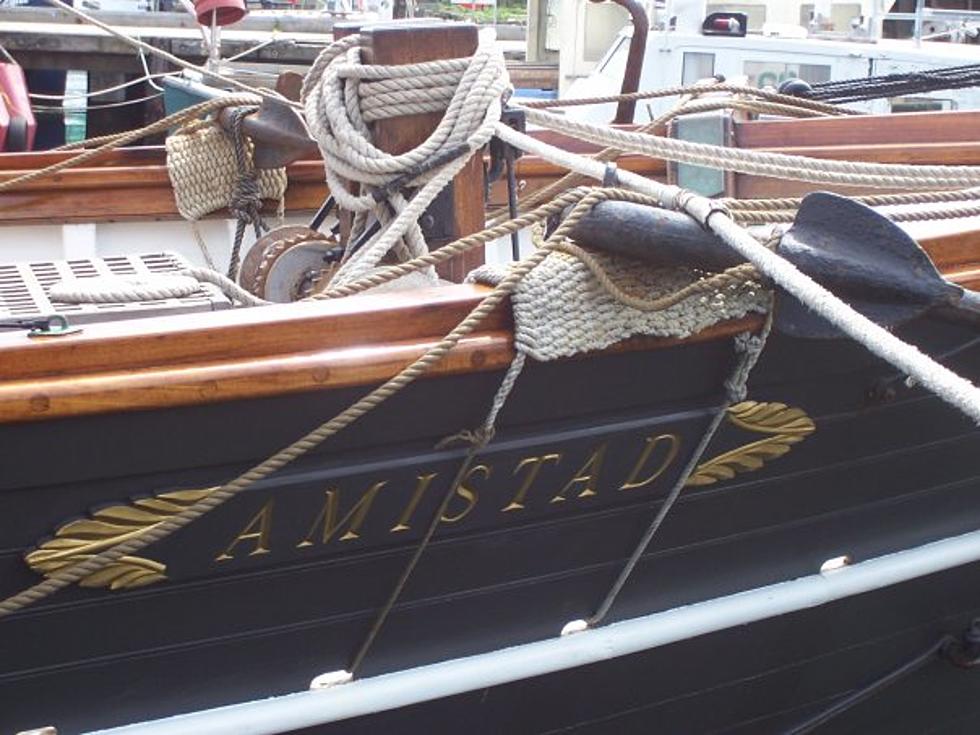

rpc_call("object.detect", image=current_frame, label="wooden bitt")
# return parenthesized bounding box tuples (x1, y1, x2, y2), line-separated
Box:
(360, 22, 486, 282)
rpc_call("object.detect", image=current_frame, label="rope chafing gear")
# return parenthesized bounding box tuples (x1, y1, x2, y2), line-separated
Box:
(493, 121, 980, 423)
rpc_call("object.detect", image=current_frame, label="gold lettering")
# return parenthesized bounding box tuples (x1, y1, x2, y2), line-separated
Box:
(390, 473, 439, 533)
(296, 481, 386, 547)
(502, 454, 562, 512)
(441, 464, 490, 524)
(620, 434, 681, 491)
(215, 500, 274, 561)
(550, 444, 607, 504)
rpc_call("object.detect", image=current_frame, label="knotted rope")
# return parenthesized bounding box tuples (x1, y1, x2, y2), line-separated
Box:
(226, 106, 269, 280)
(301, 33, 510, 286)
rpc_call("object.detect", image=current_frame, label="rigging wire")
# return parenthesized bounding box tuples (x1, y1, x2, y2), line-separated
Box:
(31, 92, 165, 113)
(28, 72, 177, 100)
(38, 0, 293, 105)
(223, 36, 281, 63)
(135, 34, 166, 92)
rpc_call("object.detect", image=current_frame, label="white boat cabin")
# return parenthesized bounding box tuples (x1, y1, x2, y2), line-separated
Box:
(561, 0, 980, 122)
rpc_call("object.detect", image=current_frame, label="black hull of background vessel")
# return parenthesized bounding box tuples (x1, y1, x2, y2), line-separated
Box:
(1, 312, 979, 733)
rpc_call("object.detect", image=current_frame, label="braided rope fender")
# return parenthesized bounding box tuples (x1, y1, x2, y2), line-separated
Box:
(472, 249, 770, 361)
(166, 122, 287, 221)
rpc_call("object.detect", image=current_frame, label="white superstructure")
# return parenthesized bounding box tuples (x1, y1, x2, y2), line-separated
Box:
(561, 0, 980, 122)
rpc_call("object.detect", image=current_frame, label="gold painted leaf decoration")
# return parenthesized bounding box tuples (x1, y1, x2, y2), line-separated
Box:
(686, 401, 815, 487)
(25, 487, 216, 590)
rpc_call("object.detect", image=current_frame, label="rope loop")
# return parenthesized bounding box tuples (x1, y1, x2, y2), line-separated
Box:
(226, 106, 264, 226)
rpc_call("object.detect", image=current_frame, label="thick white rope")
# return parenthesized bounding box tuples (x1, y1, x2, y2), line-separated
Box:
(301, 35, 510, 286)
(494, 123, 980, 424)
(48, 269, 269, 308)
(519, 107, 980, 191)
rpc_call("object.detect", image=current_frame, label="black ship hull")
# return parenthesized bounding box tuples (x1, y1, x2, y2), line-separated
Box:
(2, 313, 978, 733)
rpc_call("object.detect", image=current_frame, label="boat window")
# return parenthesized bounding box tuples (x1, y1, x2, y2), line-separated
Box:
(706, 3, 767, 32)
(799, 3, 863, 32)
(743, 61, 831, 89)
(682, 52, 715, 85)
(890, 97, 958, 113)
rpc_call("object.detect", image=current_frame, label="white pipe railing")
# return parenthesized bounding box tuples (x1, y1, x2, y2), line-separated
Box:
(88, 528, 980, 735)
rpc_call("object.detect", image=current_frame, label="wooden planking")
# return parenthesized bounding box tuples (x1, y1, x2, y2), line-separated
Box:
(0, 125, 664, 224)
(735, 109, 980, 149)
(732, 142, 980, 199)
(0, 160, 329, 224)
(0, 151, 666, 224)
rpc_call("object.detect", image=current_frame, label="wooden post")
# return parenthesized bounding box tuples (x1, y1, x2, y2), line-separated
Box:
(359, 22, 487, 282)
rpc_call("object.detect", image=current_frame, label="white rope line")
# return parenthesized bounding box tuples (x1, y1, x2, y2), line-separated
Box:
(47, 269, 269, 307)
(494, 123, 980, 424)
(518, 106, 980, 190)
(29, 71, 177, 101)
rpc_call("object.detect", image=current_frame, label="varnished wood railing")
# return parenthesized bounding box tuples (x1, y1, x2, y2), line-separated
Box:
(0, 109, 977, 423)
(0, 127, 670, 225)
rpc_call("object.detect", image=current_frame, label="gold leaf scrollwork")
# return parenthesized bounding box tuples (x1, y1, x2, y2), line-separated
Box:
(25, 487, 217, 590)
(685, 401, 815, 487)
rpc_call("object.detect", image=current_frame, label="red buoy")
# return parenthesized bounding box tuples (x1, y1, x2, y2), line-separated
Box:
(0, 63, 36, 152)
(193, 0, 247, 27)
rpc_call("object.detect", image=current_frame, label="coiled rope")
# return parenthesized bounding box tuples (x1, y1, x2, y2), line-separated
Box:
(301, 33, 510, 286)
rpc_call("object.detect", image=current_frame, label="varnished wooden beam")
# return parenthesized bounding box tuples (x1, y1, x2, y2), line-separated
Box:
(734, 109, 980, 149)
